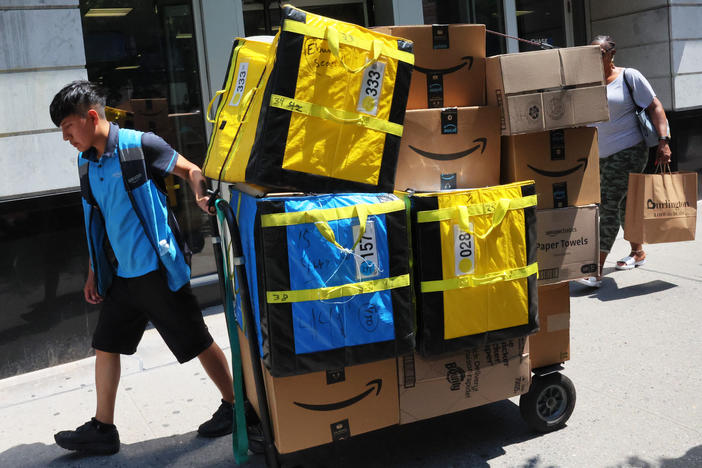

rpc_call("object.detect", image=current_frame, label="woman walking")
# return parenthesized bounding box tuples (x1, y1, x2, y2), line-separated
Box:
(577, 35, 672, 288)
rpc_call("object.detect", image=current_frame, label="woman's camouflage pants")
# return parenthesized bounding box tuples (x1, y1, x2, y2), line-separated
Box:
(599, 141, 649, 253)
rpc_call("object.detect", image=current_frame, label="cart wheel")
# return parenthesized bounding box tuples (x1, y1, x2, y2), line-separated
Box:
(519, 372, 575, 433)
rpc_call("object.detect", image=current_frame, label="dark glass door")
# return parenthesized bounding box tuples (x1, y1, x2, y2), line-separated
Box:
(80, 0, 215, 277)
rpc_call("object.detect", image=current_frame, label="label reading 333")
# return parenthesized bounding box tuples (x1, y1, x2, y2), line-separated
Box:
(357, 61, 386, 116)
(230, 62, 249, 106)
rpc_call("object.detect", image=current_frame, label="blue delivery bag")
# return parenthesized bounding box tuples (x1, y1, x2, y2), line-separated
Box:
(230, 189, 414, 376)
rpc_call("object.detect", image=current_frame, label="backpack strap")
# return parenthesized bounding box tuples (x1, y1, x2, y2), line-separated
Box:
(78, 157, 98, 207)
(115, 130, 164, 261)
(116, 128, 192, 269)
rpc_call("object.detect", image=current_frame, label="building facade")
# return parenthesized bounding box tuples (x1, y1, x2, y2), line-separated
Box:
(1, 0, 699, 378)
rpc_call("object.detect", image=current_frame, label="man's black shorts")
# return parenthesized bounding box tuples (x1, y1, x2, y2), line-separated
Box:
(92, 271, 214, 363)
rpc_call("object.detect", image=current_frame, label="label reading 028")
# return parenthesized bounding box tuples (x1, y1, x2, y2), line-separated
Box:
(352, 220, 379, 279)
(453, 223, 475, 276)
(357, 61, 386, 116)
(230, 62, 249, 106)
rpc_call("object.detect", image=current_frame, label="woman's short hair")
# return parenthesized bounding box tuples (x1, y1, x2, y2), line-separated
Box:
(591, 35, 616, 53)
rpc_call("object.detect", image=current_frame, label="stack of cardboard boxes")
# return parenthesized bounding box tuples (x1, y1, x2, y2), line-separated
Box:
(378, 25, 531, 425)
(490, 46, 608, 369)
(218, 19, 609, 454)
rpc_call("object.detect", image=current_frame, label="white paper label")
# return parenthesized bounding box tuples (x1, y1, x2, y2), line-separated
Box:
(230, 62, 249, 106)
(453, 223, 475, 276)
(356, 61, 386, 116)
(353, 220, 380, 279)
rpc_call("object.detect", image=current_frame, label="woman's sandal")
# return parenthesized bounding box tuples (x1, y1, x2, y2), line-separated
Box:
(575, 276, 602, 288)
(616, 250, 647, 270)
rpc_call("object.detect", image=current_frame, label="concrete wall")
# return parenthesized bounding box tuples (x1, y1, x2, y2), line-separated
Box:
(589, 0, 673, 110)
(590, 0, 702, 111)
(0, 0, 87, 200)
(669, 1, 702, 109)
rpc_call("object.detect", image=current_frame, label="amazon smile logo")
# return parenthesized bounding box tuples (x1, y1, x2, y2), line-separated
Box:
(293, 379, 382, 411)
(527, 157, 589, 178)
(409, 138, 487, 161)
(414, 56, 474, 75)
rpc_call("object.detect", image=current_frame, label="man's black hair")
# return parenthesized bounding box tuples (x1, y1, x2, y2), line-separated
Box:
(49, 80, 107, 127)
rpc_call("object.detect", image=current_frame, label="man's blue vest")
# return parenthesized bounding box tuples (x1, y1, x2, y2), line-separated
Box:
(78, 128, 191, 296)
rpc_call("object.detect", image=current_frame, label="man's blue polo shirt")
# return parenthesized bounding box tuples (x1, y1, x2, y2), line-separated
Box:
(83, 123, 178, 278)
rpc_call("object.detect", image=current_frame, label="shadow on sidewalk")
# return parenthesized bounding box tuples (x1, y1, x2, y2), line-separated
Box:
(615, 444, 702, 468)
(0, 432, 260, 468)
(0, 399, 546, 468)
(278, 399, 545, 468)
(570, 277, 677, 302)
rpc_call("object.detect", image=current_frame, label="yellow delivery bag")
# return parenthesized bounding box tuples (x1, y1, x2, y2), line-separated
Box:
(202, 36, 274, 183)
(245, 5, 414, 193)
(409, 181, 539, 356)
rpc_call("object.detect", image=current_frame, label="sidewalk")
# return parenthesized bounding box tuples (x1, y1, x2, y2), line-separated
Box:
(0, 307, 250, 467)
(1, 205, 701, 467)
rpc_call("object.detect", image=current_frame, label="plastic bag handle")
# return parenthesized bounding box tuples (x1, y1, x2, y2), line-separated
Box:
(236, 87, 258, 123)
(456, 198, 511, 239)
(206, 90, 226, 123)
(325, 26, 382, 74)
(311, 204, 368, 253)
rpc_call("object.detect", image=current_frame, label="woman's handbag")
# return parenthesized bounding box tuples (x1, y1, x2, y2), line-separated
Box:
(623, 69, 668, 147)
(624, 164, 698, 244)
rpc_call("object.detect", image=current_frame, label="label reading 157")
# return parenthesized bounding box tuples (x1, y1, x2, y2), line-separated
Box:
(353, 220, 379, 279)
(230, 62, 249, 106)
(357, 61, 386, 116)
(453, 224, 475, 276)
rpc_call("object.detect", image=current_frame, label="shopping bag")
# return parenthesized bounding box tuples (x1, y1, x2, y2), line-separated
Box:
(409, 181, 539, 356)
(231, 190, 414, 376)
(624, 167, 697, 244)
(245, 5, 415, 193)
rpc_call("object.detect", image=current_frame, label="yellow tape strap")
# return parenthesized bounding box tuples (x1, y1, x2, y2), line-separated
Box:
(420, 263, 538, 294)
(267, 274, 410, 304)
(269, 94, 403, 137)
(416, 195, 537, 224)
(261, 199, 405, 228)
(282, 19, 414, 65)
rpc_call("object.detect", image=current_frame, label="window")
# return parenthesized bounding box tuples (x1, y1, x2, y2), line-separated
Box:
(80, 0, 214, 277)
(422, 0, 507, 56)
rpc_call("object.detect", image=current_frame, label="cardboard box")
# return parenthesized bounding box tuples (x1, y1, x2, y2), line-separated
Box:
(375, 24, 486, 108)
(398, 337, 530, 424)
(238, 329, 399, 454)
(486, 46, 609, 134)
(395, 106, 501, 191)
(501, 127, 600, 209)
(530, 283, 570, 369)
(536, 205, 600, 284)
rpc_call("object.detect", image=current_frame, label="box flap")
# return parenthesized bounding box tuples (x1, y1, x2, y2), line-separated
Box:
(505, 93, 545, 134)
(559, 45, 605, 86)
(497, 49, 562, 94)
(570, 86, 610, 125)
